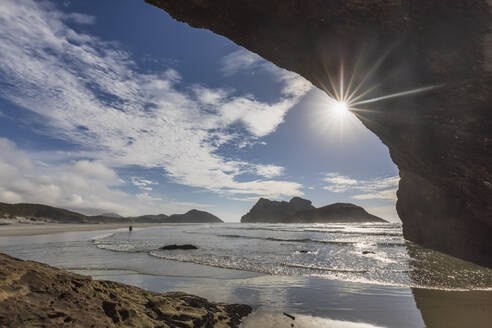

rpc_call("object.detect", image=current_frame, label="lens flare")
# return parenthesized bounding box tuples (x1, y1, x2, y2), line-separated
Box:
(321, 61, 441, 121)
(315, 51, 443, 140)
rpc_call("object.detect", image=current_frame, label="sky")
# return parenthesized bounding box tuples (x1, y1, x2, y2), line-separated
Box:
(0, 0, 400, 221)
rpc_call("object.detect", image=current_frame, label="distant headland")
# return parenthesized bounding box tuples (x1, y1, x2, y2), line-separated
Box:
(241, 197, 387, 223)
(0, 202, 223, 224)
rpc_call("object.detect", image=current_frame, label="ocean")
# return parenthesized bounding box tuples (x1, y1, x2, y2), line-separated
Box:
(1, 222, 491, 327)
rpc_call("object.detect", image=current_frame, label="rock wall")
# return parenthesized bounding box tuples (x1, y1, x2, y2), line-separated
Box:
(145, 0, 492, 267)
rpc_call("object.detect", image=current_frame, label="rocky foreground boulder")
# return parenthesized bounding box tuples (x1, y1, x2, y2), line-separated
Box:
(0, 253, 251, 328)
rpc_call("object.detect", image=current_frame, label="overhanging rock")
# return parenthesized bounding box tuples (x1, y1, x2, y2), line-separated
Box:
(145, 0, 492, 267)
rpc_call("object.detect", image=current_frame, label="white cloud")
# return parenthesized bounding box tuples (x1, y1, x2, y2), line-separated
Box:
(322, 172, 399, 200)
(63, 12, 95, 25)
(352, 176, 399, 200)
(354, 176, 400, 192)
(192, 86, 228, 106)
(229, 196, 264, 202)
(220, 49, 262, 76)
(352, 188, 397, 201)
(0, 191, 23, 203)
(218, 49, 312, 137)
(221, 49, 312, 97)
(323, 185, 351, 193)
(131, 177, 157, 191)
(72, 160, 117, 182)
(0, 0, 310, 203)
(323, 173, 358, 185)
(255, 164, 284, 178)
(322, 173, 358, 192)
(0, 138, 211, 216)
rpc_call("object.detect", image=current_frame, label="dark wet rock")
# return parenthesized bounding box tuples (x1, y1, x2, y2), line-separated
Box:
(0, 253, 251, 327)
(241, 197, 314, 223)
(160, 244, 198, 250)
(362, 251, 376, 255)
(145, 0, 492, 267)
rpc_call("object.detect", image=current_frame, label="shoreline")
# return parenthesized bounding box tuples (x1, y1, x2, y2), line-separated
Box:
(0, 223, 161, 237)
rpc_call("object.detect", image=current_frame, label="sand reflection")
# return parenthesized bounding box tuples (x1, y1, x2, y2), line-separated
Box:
(241, 311, 386, 328)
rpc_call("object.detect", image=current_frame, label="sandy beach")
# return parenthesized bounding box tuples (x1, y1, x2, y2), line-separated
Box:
(0, 223, 161, 237)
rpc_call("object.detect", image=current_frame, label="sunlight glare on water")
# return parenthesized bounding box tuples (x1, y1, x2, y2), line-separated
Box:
(91, 223, 492, 290)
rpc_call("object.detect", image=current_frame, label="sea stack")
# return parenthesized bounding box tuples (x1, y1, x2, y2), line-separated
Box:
(241, 198, 386, 223)
(241, 197, 314, 223)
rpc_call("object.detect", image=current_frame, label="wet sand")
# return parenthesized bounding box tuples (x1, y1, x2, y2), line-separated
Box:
(0, 223, 160, 236)
(412, 288, 492, 328)
(84, 269, 492, 328)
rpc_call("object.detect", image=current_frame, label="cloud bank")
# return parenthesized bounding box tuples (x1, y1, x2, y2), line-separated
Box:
(322, 173, 399, 200)
(0, 0, 313, 210)
(0, 138, 207, 216)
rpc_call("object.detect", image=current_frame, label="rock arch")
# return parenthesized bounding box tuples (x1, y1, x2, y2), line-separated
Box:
(145, 0, 492, 267)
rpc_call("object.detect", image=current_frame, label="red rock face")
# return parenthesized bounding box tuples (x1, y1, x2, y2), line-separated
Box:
(145, 0, 492, 267)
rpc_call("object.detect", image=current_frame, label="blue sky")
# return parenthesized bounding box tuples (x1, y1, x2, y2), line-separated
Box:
(0, 0, 399, 221)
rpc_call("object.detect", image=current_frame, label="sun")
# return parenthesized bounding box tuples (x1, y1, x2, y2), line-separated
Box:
(333, 101, 348, 114)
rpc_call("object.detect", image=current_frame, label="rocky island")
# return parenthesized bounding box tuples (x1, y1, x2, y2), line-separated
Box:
(241, 197, 386, 223)
(166, 209, 223, 223)
(0, 253, 251, 327)
(0, 202, 223, 224)
(240, 197, 315, 223)
(288, 203, 387, 223)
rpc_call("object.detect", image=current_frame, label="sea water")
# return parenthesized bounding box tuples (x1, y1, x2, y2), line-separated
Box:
(92, 222, 491, 290)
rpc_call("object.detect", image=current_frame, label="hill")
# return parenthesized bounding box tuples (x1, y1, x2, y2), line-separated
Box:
(0, 202, 222, 224)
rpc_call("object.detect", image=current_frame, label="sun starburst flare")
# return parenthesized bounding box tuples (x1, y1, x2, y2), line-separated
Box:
(323, 61, 442, 119)
(311, 55, 443, 141)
